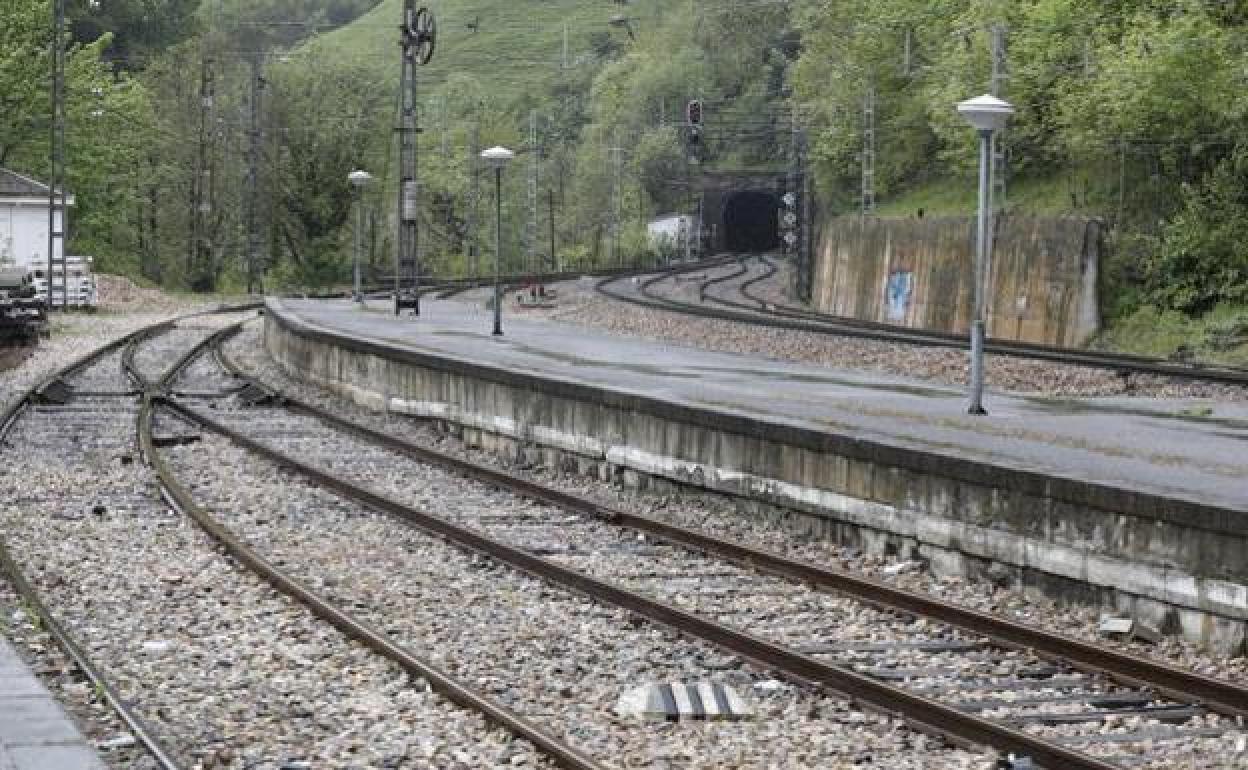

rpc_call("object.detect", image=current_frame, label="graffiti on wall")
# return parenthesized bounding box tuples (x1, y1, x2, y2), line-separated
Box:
(885, 270, 913, 322)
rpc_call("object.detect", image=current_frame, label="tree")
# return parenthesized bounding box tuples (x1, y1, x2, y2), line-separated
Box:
(68, 0, 201, 67)
(1148, 148, 1248, 314)
(1, 0, 155, 275)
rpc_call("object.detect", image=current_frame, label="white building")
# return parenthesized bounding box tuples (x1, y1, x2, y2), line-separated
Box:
(0, 169, 74, 270)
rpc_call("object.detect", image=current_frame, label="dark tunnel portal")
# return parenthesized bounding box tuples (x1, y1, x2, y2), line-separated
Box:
(723, 191, 781, 252)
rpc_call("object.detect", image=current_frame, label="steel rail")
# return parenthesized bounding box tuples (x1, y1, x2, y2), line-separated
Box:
(0, 318, 223, 770)
(355, 261, 677, 301)
(0, 540, 183, 770)
(696, 258, 750, 303)
(735, 254, 1248, 375)
(598, 258, 1248, 386)
(162, 394, 1127, 770)
(207, 337, 1248, 720)
(140, 334, 608, 770)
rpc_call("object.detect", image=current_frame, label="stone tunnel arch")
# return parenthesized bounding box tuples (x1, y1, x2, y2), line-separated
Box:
(722, 190, 780, 252)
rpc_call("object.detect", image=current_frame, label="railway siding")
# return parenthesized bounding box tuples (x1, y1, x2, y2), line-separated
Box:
(264, 299, 1248, 656)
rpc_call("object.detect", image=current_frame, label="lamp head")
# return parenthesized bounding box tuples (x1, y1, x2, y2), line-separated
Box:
(347, 169, 374, 188)
(480, 146, 515, 169)
(956, 94, 1014, 133)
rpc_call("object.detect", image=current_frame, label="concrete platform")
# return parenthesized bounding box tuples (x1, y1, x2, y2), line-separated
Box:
(265, 298, 1248, 652)
(0, 639, 105, 770)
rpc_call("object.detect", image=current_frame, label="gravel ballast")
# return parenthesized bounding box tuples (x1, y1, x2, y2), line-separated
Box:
(476, 261, 1248, 402)
(2, 315, 549, 768)
(219, 326, 1243, 763)
(159, 417, 994, 770)
(228, 322, 1248, 671)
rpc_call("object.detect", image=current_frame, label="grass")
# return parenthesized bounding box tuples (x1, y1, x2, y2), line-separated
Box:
(303, 0, 662, 111)
(873, 171, 1101, 218)
(1093, 302, 1248, 367)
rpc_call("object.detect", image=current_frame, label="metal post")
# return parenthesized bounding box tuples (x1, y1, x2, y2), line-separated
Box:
(862, 84, 876, 216)
(695, 194, 703, 260)
(548, 188, 557, 271)
(493, 167, 503, 336)
(48, 0, 67, 310)
(397, 0, 418, 315)
(246, 54, 263, 295)
(353, 187, 363, 303)
(990, 24, 1008, 210)
(610, 134, 623, 266)
(968, 128, 992, 415)
(191, 56, 213, 283)
(467, 120, 480, 277)
(526, 110, 539, 274)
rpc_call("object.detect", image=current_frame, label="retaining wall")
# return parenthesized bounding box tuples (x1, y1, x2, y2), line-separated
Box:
(265, 300, 1248, 655)
(812, 215, 1102, 346)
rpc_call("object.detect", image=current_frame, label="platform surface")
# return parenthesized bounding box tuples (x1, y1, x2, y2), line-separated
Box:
(0, 639, 105, 770)
(278, 298, 1248, 512)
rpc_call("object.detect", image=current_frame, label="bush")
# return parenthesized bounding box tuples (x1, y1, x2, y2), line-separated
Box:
(1148, 148, 1248, 315)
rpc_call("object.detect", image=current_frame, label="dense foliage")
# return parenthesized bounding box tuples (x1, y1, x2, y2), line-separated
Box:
(3, 0, 1245, 318)
(790, 0, 1248, 314)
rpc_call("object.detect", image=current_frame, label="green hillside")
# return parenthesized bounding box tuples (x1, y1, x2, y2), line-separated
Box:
(306, 0, 649, 100)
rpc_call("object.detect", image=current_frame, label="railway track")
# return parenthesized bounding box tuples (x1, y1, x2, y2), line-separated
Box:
(149, 327, 991, 767)
(597, 255, 1248, 387)
(0, 320, 191, 770)
(0, 310, 590, 769)
(351, 261, 670, 302)
(138, 320, 1248, 768)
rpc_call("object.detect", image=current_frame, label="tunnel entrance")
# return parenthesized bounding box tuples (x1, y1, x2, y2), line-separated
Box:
(722, 190, 780, 252)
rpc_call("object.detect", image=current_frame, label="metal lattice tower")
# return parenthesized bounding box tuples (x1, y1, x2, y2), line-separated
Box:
(861, 84, 876, 216)
(990, 23, 1008, 210)
(525, 110, 539, 273)
(245, 55, 264, 294)
(48, 0, 67, 310)
(439, 95, 449, 158)
(396, 1, 419, 313)
(191, 55, 215, 286)
(466, 119, 480, 278)
(609, 134, 623, 266)
(799, 129, 814, 303)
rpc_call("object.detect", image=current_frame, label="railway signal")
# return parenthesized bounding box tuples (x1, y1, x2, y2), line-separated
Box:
(686, 99, 703, 159)
(779, 189, 799, 253)
(395, 3, 438, 316)
(686, 99, 702, 126)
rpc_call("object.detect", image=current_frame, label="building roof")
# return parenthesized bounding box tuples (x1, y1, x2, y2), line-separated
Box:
(0, 169, 73, 203)
(2, 169, 54, 196)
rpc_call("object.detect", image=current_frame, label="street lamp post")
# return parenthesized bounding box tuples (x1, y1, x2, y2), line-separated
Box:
(347, 169, 374, 304)
(481, 146, 514, 336)
(956, 94, 1013, 415)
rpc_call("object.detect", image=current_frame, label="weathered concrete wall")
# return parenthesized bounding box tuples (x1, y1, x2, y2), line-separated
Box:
(265, 301, 1248, 655)
(813, 215, 1102, 346)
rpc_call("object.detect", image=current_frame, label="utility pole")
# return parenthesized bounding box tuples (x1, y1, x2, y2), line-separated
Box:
(526, 110, 539, 274)
(466, 118, 481, 278)
(396, 0, 432, 315)
(861, 83, 876, 215)
(245, 54, 264, 294)
(562, 23, 569, 70)
(192, 55, 215, 287)
(548, 188, 557, 271)
(903, 26, 913, 76)
(990, 23, 1008, 209)
(798, 128, 813, 303)
(438, 95, 449, 158)
(48, 0, 67, 310)
(609, 133, 623, 266)
(788, 106, 800, 256)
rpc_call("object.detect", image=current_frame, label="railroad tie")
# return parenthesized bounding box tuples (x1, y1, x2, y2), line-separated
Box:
(614, 682, 753, 722)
